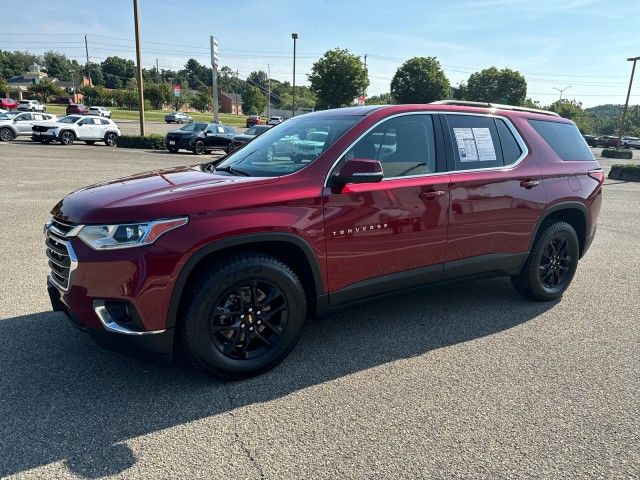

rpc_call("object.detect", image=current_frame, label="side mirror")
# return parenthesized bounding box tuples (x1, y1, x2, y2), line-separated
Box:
(331, 158, 383, 187)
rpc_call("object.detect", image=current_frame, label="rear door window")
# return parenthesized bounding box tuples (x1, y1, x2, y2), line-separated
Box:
(529, 120, 595, 161)
(496, 119, 523, 165)
(445, 115, 504, 170)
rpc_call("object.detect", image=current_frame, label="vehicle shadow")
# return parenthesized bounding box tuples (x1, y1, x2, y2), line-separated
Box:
(0, 277, 556, 478)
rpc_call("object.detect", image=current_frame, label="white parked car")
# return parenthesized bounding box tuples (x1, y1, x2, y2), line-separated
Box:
(87, 106, 112, 118)
(267, 116, 284, 125)
(31, 115, 120, 146)
(0, 111, 57, 142)
(17, 99, 46, 112)
(621, 136, 640, 149)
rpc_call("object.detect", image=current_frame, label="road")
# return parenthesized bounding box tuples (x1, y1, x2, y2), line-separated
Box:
(0, 141, 638, 479)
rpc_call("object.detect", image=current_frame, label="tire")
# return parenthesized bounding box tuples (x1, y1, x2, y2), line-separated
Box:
(59, 130, 75, 145)
(168, 146, 179, 153)
(105, 132, 118, 147)
(165, 120, 172, 124)
(193, 140, 205, 155)
(84, 140, 96, 145)
(0, 127, 15, 142)
(179, 253, 306, 379)
(511, 221, 580, 301)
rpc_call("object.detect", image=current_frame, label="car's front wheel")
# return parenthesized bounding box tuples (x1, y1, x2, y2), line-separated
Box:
(193, 140, 205, 155)
(0, 127, 15, 142)
(105, 132, 118, 147)
(511, 221, 580, 301)
(179, 253, 306, 379)
(60, 130, 75, 145)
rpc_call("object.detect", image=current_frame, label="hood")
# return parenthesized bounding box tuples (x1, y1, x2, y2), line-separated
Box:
(52, 165, 278, 224)
(33, 120, 61, 127)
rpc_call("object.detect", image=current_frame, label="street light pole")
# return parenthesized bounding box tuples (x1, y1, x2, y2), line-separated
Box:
(291, 33, 298, 118)
(132, 0, 145, 136)
(553, 85, 571, 101)
(617, 56, 639, 148)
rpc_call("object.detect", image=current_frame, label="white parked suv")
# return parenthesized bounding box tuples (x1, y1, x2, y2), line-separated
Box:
(0, 111, 57, 141)
(267, 116, 284, 125)
(31, 115, 120, 146)
(87, 106, 112, 118)
(17, 99, 46, 112)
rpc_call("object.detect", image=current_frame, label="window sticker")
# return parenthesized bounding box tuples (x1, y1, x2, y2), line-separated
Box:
(472, 127, 497, 161)
(453, 127, 497, 162)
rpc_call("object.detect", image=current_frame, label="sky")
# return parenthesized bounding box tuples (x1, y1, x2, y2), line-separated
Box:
(2, 0, 639, 107)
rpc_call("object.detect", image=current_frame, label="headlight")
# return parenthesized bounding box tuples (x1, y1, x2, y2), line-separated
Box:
(77, 217, 188, 250)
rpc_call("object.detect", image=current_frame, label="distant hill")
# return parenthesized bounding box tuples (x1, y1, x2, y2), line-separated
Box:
(585, 104, 623, 119)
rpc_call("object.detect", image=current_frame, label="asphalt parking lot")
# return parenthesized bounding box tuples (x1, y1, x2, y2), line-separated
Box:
(0, 141, 638, 479)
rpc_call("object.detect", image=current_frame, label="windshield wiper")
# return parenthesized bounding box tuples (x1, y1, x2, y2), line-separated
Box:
(213, 165, 251, 177)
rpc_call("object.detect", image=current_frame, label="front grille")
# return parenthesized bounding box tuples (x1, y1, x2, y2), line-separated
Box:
(33, 125, 53, 132)
(46, 218, 78, 291)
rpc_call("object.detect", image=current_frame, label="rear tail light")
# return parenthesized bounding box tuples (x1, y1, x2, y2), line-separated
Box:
(587, 169, 605, 184)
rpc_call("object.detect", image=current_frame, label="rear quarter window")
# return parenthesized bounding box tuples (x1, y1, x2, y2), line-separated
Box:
(529, 119, 595, 161)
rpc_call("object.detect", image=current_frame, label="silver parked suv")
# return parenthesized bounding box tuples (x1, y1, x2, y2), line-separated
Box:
(0, 111, 57, 141)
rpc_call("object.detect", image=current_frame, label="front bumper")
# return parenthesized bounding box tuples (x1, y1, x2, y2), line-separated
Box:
(48, 278, 175, 360)
(32, 131, 57, 141)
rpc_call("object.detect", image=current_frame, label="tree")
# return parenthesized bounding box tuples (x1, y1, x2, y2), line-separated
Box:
(144, 82, 172, 109)
(190, 89, 212, 112)
(28, 80, 63, 102)
(464, 67, 527, 105)
(366, 93, 394, 105)
(218, 66, 236, 92)
(308, 48, 369, 109)
(246, 70, 268, 93)
(180, 59, 211, 91)
(242, 85, 267, 115)
(42, 51, 79, 81)
(390, 57, 450, 104)
(547, 99, 594, 133)
(451, 82, 466, 100)
(86, 63, 104, 87)
(522, 98, 542, 109)
(0, 50, 38, 79)
(100, 56, 135, 89)
(78, 85, 107, 106)
(0, 78, 7, 96)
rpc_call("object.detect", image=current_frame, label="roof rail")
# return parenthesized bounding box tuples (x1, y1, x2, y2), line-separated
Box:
(430, 100, 560, 117)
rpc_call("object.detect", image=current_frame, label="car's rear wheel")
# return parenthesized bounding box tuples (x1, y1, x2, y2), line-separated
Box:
(511, 221, 579, 301)
(60, 130, 75, 145)
(193, 140, 205, 155)
(179, 253, 306, 379)
(105, 133, 118, 147)
(0, 127, 15, 142)
(84, 140, 95, 145)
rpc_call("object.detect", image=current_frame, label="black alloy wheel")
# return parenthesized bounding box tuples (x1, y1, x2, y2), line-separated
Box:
(511, 221, 579, 301)
(193, 140, 205, 155)
(0, 127, 15, 142)
(538, 235, 572, 289)
(105, 133, 117, 147)
(210, 280, 288, 361)
(60, 130, 75, 145)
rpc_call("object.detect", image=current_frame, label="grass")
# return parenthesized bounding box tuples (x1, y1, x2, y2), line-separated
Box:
(45, 104, 248, 127)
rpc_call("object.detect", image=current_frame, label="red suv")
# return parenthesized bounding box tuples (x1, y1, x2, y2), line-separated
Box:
(66, 103, 89, 115)
(46, 101, 603, 378)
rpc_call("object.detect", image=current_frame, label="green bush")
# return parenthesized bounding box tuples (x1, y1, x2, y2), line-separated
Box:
(602, 148, 633, 159)
(608, 164, 640, 182)
(116, 134, 166, 150)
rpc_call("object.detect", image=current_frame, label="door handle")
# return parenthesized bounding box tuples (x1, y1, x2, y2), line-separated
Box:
(419, 190, 445, 200)
(520, 179, 540, 189)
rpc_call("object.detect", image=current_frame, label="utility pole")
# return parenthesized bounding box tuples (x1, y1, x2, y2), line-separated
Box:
(291, 33, 298, 118)
(235, 69, 239, 115)
(267, 63, 271, 118)
(617, 56, 639, 148)
(210, 36, 219, 122)
(84, 35, 91, 84)
(553, 85, 571, 101)
(132, 0, 145, 135)
(363, 53, 368, 97)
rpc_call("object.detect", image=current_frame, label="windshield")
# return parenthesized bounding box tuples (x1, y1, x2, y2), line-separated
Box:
(180, 123, 206, 132)
(59, 116, 80, 124)
(215, 115, 358, 177)
(0, 112, 18, 120)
